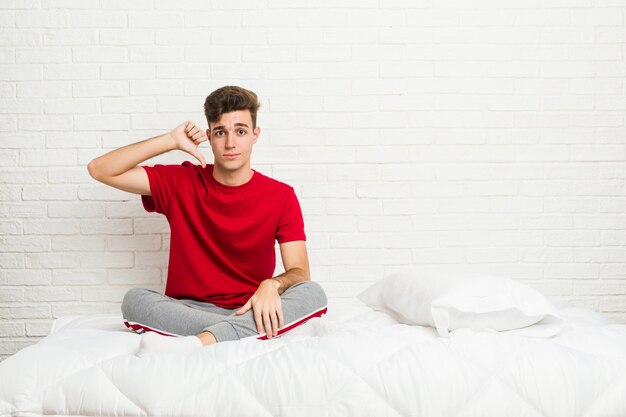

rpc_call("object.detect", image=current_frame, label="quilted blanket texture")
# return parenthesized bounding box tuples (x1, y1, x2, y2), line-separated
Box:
(0, 302, 625, 417)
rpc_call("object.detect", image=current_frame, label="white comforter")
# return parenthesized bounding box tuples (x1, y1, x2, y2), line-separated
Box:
(1, 301, 625, 417)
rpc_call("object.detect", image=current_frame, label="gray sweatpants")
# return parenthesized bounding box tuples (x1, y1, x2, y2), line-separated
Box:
(120, 280, 328, 342)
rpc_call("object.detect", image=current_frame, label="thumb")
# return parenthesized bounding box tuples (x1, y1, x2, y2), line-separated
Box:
(235, 301, 251, 315)
(190, 149, 206, 168)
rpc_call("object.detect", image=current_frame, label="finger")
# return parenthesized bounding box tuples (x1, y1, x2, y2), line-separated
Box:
(263, 311, 272, 338)
(190, 150, 206, 167)
(270, 310, 279, 337)
(277, 306, 284, 330)
(184, 121, 193, 133)
(191, 131, 204, 140)
(254, 309, 263, 335)
(235, 303, 248, 315)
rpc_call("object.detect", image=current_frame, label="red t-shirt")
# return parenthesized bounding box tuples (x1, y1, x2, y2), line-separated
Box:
(140, 162, 306, 309)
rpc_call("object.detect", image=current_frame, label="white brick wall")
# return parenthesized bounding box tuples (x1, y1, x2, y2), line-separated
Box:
(1, 1, 626, 360)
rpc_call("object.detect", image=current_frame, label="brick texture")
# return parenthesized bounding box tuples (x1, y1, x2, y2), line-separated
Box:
(1, 2, 626, 359)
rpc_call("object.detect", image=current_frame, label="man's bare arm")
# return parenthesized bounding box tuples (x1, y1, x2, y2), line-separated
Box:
(235, 240, 311, 337)
(267, 240, 311, 295)
(87, 121, 208, 195)
(87, 133, 175, 195)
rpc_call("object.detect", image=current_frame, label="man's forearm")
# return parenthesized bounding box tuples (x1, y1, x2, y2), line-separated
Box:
(88, 133, 176, 179)
(268, 267, 309, 295)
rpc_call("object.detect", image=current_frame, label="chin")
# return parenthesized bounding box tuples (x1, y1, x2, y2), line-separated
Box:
(218, 161, 245, 171)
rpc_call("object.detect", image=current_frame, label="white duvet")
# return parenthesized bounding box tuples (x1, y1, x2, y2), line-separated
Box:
(1, 301, 625, 417)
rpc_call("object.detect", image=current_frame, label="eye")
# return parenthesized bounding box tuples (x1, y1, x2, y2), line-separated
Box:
(238, 129, 246, 135)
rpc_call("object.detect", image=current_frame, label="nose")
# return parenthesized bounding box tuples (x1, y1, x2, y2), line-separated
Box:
(225, 132, 236, 149)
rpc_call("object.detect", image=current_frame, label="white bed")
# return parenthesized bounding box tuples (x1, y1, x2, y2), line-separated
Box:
(1, 296, 625, 417)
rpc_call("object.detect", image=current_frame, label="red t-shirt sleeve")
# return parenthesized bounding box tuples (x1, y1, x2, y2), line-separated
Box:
(140, 164, 183, 217)
(276, 187, 306, 244)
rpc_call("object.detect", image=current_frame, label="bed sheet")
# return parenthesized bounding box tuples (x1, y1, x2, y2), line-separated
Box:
(1, 300, 625, 417)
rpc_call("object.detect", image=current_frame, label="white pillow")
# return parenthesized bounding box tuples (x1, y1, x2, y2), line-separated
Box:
(356, 270, 561, 337)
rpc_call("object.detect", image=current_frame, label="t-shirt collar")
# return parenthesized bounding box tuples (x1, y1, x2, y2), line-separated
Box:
(206, 165, 258, 192)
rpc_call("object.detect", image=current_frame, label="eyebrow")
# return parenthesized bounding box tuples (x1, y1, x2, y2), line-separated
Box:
(212, 123, 249, 131)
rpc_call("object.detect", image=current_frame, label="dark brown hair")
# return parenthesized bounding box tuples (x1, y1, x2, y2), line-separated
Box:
(204, 86, 261, 130)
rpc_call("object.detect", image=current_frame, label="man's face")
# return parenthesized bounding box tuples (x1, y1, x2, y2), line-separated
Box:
(206, 110, 260, 174)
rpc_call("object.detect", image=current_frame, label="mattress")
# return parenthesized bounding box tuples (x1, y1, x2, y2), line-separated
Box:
(0, 300, 625, 417)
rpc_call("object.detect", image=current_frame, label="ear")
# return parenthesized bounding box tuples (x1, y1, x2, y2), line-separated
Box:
(252, 126, 260, 144)
(205, 128, 211, 143)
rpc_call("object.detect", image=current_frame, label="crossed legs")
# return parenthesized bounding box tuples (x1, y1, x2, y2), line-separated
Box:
(121, 281, 328, 355)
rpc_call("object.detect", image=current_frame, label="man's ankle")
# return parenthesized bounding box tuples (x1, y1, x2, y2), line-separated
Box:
(196, 331, 217, 346)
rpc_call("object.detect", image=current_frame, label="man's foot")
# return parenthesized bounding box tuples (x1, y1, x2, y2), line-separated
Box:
(136, 332, 203, 357)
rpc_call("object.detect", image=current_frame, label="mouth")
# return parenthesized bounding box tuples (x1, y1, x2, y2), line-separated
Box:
(223, 154, 240, 160)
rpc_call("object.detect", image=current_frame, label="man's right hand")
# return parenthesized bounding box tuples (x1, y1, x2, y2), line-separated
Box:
(169, 121, 208, 168)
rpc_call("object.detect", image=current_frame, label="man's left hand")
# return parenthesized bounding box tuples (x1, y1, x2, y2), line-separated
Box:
(235, 279, 284, 338)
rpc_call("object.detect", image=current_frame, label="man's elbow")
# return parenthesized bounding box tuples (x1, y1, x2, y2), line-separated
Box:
(87, 160, 99, 180)
(87, 159, 110, 183)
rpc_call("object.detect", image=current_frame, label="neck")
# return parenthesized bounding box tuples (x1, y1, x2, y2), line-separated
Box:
(212, 165, 254, 186)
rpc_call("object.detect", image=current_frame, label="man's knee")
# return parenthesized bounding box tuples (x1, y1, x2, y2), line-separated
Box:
(309, 281, 328, 308)
(289, 280, 328, 309)
(121, 287, 150, 320)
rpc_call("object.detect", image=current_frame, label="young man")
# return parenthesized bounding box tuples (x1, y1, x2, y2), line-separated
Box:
(87, 86, 328, 356)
